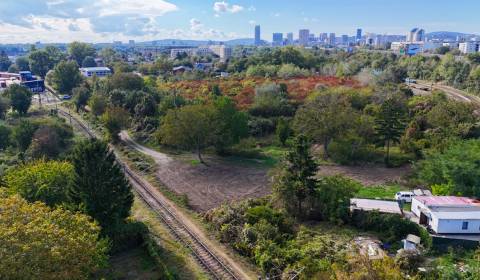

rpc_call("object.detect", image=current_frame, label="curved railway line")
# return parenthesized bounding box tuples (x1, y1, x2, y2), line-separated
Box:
(57, 108, 242, 280)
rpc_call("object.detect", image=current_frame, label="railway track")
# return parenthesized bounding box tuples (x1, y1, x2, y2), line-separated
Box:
(57, 108, 241, 280)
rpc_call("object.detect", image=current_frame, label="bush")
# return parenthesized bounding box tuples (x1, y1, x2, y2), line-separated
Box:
(350, 210, 425, 244)
(277, 64, 310, 79)
(109, 221, 149, 254)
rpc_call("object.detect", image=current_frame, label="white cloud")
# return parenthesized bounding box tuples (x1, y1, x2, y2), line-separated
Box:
(95, 0, 178, 17)
(190, 18, 203, 31)
(213, 1, 244, 14)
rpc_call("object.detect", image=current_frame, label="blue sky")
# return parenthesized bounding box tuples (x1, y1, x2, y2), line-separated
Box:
(0, 0, 478, 43)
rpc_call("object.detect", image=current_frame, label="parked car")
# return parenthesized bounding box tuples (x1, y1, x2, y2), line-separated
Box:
(61, 95, 72, 100)
(395, 191, 415, 203)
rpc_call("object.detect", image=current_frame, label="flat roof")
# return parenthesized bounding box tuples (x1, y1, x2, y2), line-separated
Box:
(351, 198, 402, 214)
(414, 196, 480, 207)
(79, 67, 111, 72)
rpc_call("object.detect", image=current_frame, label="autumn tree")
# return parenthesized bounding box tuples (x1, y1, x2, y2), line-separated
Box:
(69, 139, 133, 236)
(375, 97, 407, 166)
(4, 160, 74, 206)
(273, 135, 318, 219)
(0, 192, 109, 280)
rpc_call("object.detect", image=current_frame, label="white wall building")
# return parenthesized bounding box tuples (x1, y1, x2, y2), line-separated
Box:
(208, 45, 232, 61)
(412, 196, 480, 234)
(459, 42, 480, 54)
(79, 67, 111, 78)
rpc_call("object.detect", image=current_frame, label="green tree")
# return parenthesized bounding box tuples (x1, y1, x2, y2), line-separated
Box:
(15, 56, 30, 71)
(50, 60, 83, 94)
(8, 64, 19, 73)
(375, 98, 407, 166)
(6, 84, 32, 114)
(276, 118, 291, 146)
(69, 139, 133, 235)
(417, 140, 480, 197)
(11, 119, 37, 151)
(101, 106, 130, 142)
(72, 86, 91, 112)
(108, 72, 144, 91)
(28, 49, 51, 78)
(68, 41, 96, 66)
(212, 97, 248, 153)
(314, 175, 360, 223)
(4, 160, 74, 206)
(0, 50, 11, 71)
(0, 192, 109, 280)
(0, 96, 9, 119)
(273, 135, 318, 218)
(294, 90, 356, 158)
(160, 104, 216, 164)
(88, 94, 108, 116)
(82, 56, 96, 67)
(0, 125, 11, 150)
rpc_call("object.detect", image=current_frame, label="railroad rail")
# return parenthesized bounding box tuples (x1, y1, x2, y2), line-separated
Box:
(57, 108, 241, 280)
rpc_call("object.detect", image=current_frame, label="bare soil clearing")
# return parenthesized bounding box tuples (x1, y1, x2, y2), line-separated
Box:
(120, 131, 271, 212)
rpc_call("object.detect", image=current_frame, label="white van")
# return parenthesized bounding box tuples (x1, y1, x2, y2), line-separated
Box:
(395, 191, 415, 203)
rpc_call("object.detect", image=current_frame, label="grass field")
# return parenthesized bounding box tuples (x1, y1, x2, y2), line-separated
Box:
(355, 184, 404, 200)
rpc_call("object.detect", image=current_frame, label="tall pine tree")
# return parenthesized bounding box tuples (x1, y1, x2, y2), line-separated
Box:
(375, 98, 407, 166)
(273, 135, 318, 219)
(69, 139, 133, 236)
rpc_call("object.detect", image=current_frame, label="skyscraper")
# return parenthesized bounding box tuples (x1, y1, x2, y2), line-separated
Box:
(356, 28, 362, 41)
(287, 32, 294, 45)
(329, 33, 336, 46)
(272, 33, 283, 46)
(255, 25, 261, 46)
(299, 29, 310, 46)
(342, 35, 349, 45)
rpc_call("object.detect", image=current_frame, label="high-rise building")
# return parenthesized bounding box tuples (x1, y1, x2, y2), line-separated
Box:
(272, 33, 283, 46)
(342, 35, 349, 45)
(299, 29, 310, 46)
(356, 28, 362, 41)
(319, 33, 328, 44)
(329, 33, 336, 46)
(255, 25, 261, 46)
(287, 32, 294, 45)
(407, 28, 425, 42)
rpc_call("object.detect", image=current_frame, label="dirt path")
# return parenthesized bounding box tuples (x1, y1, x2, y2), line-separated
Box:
(120, 131, 271, 212)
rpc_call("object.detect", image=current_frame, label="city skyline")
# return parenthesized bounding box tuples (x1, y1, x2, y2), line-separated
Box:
(0, 0, 478, 44)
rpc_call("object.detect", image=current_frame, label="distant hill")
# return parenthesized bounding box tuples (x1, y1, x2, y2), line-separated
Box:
(224, 38, 255, 46)
(427, 31, 479, 41)
(134, 38, 255, 47)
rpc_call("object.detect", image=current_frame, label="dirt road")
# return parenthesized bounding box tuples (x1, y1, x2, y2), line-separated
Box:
(120, 131, 271, 212)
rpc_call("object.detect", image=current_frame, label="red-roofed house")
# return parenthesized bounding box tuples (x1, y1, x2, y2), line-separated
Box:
(412, 196, 480, 234)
